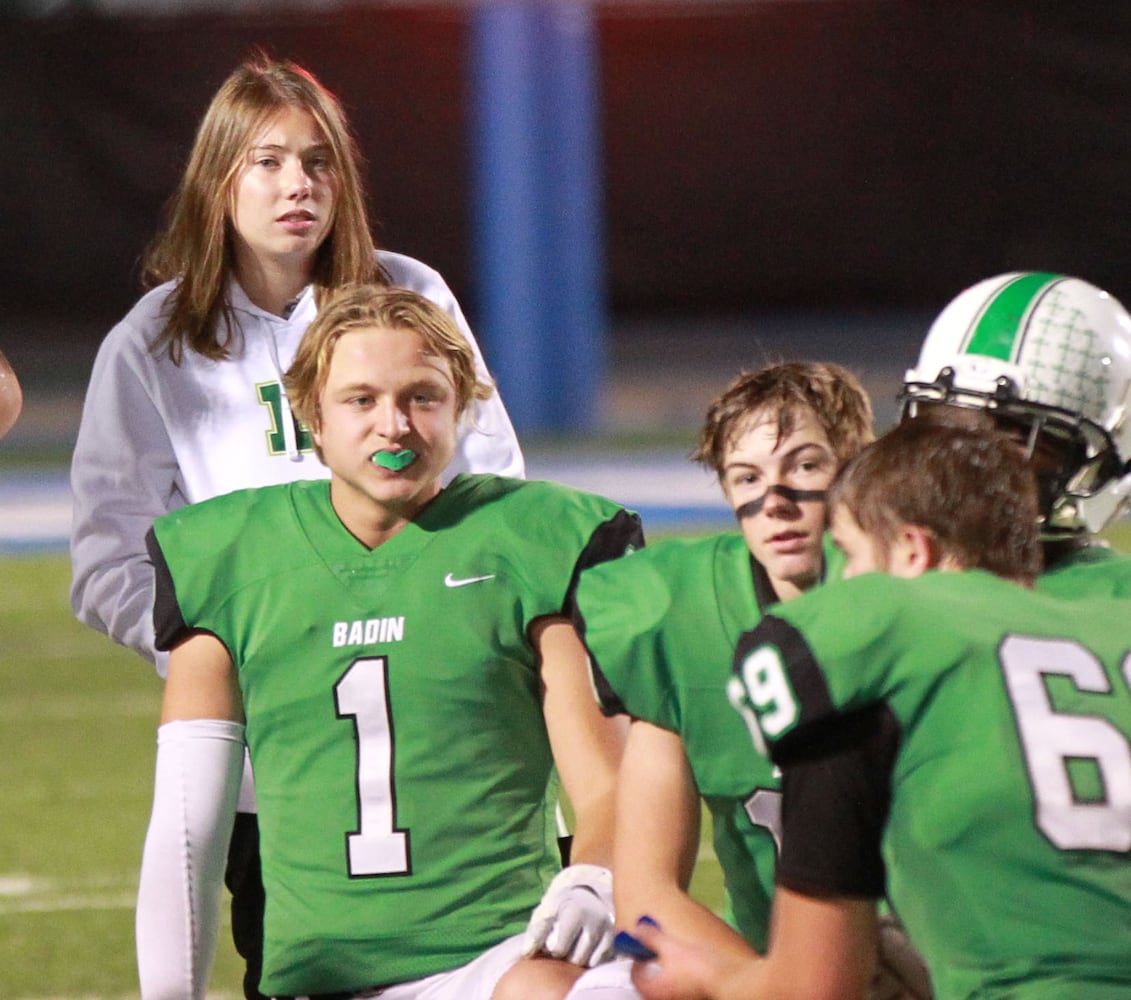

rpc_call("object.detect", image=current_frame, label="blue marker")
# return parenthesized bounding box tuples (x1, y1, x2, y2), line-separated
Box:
(613, 930, 658, 962)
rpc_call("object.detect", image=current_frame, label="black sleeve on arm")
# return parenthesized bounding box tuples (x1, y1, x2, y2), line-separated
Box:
(145, 525, 190, 653)
(773, 703, 901, 900)
(566, 509, 644, 717)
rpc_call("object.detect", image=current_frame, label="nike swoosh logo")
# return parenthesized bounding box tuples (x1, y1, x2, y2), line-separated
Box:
(444, 573, 497, 588)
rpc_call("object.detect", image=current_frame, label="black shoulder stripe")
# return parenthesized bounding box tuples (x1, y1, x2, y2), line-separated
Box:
(580, 508, 646, 571)
(568, 561, 629, 719)
(776, 702, 895, 766)
(562, 508, 645, 617)
(733, 614, 835, 757)
(586, 653, 628, 718)
(146, 526, 190, 653)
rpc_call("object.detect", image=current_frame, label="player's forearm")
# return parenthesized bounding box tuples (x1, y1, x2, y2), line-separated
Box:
(613, 806, 758, 964)
(540, 617, 627, 869)
(621, 877, 759, 964)
(613, 720, 712, 932)
(718, 954, 870, 1000)
(564, 787, 618, 869)
(742, 888, 875, 1000)
(558, 718, 623, 869)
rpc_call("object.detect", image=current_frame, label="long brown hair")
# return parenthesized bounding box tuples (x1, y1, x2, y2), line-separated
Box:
(145, 53, 378, 363)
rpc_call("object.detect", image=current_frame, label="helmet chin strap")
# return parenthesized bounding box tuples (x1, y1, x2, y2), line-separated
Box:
(734, 485, 827, 520)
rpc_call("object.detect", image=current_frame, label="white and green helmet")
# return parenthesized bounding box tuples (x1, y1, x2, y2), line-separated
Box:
(901, 272, 1131, 536)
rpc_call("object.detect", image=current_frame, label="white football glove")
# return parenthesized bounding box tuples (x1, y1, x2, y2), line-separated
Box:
(523, 864, 616, 967)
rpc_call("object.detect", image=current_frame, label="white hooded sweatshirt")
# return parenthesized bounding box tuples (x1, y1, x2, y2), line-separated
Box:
(70, 251, 524, 675)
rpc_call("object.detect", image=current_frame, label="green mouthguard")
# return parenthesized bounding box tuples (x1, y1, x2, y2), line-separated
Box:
(372, 449, 416, 471)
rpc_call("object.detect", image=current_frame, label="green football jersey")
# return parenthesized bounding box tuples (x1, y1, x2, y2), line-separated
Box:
(1037, 542, 1131, 600)
(150, 474, 642, 997)
(734, 570, 1131, 1000)
(573, 531, 844, 951)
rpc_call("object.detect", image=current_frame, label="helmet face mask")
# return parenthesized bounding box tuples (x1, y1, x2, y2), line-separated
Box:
(901, 273, 1131, 538)
(900, 371, 1121, 536)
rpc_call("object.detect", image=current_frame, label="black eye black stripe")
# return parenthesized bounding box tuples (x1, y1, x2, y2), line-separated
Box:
(734, 486, 828, 519)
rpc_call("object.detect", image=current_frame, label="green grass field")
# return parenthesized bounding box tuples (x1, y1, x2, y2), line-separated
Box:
(5, 521, 1130, 998)
(0, 555, 246, 999)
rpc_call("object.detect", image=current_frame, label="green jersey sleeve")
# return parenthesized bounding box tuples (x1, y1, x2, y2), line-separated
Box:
(733, 570, 1131, 1000)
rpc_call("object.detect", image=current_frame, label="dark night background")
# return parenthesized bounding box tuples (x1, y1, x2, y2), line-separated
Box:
(2, 1, 1129, 434)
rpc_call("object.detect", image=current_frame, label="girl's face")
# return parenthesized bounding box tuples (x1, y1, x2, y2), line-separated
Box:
(230, 105, 338, 278)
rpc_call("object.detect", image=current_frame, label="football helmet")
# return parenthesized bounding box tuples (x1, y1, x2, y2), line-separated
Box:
(901, 272, 1131, 537)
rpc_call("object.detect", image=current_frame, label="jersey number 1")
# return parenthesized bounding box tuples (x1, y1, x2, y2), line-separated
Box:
(335, 657, 411, 876)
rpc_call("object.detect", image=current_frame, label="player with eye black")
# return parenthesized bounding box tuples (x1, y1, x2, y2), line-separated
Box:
(571, 363, 878, 977)
(615, 273, 1131, 1000)
(625, 420, 1131, 1000)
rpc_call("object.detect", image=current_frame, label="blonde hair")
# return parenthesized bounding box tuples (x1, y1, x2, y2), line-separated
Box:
(693, 361, 875, 476)
(284, 285, 494, 435)
(145, 53, 378, 363)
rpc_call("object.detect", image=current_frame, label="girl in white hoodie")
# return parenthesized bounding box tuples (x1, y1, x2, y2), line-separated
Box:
(68, 53, 522, 1000)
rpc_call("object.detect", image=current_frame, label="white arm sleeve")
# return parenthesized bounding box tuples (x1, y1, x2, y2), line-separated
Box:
(379, 251, 525, 479)
(70, 314, 183, 674)
(137, 719, 245, 1000)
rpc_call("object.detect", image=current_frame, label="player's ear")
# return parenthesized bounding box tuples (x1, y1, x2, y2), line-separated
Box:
(311, 404, 323, 449)
(888, 523, 939, 578)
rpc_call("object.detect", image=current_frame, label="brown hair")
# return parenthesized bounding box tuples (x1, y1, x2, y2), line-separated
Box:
(145, 52, 378, 363)
(284, 285, 494, 438)
(693, 361, 875, 476)
(831, 421, 1042, 582)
